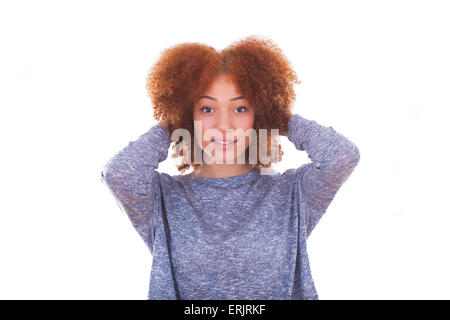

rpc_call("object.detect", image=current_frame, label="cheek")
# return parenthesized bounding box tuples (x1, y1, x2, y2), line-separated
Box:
(245, 118, 255, 130)
(192, 115, 206, 143)
(194, 127, 205, 146)
(193, 125, 212, 147)
(243, 111, 255, 127)
(240, 115, 256, 141)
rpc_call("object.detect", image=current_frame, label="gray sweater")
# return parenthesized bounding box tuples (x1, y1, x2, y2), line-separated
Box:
(101, 114, 360, 300)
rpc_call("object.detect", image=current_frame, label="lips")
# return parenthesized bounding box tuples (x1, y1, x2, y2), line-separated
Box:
(211, 137, 237, 150)
(211, 138, 237, 143)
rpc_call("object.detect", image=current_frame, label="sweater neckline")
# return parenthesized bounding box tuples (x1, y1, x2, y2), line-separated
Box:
(179, 170, 260, 186)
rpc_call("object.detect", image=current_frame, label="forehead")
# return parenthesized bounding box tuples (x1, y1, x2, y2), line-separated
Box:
(203, 74, 242, 93)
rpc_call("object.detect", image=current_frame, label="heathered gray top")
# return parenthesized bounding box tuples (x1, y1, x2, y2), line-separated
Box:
(100, 114, 360, 300)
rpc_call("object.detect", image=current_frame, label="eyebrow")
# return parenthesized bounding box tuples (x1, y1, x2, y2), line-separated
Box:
(198, 95, 245, 102)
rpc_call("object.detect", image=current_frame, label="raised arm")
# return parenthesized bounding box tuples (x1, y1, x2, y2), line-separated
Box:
(287, 114, 360, 238)
(100, 122, 171, 253)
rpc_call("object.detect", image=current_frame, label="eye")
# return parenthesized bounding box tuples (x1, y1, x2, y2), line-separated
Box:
(235, 106, 248, 113)
(200, 106, 213, 113)
(200, 105, 248, 113)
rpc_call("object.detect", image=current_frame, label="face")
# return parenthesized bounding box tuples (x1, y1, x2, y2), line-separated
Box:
(193, 74, 256, 165)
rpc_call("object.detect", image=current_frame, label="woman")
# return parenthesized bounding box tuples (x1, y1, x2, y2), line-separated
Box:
(101, 35, 360, 300)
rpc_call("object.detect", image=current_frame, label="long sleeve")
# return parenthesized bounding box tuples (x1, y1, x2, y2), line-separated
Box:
(100, 125, 171, 254)
(287, 114, 360, 238)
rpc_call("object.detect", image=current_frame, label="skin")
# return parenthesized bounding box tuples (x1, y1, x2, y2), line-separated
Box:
(157, 119, 171, 134)
(188, 74, 257, 178)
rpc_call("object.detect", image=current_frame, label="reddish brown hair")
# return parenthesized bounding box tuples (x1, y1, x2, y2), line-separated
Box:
(146, 35, 301, 174)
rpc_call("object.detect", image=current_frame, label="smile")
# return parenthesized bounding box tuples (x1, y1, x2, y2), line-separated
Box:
(212, 138, 237, 150)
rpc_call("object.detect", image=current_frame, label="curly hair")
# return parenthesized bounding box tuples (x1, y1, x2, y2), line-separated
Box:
(146, 35, 301, 174)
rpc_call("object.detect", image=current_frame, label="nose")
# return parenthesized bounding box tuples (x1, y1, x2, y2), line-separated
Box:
(215, 113, 236, 140)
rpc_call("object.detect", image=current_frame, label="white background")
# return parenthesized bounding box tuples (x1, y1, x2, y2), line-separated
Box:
(1, 0, 449, 299)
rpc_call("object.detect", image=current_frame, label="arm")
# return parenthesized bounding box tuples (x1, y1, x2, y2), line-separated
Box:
(287, 114, 360, 237)
(100, 122, 171, 253)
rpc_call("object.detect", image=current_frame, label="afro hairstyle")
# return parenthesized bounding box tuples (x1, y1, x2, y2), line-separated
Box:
(146, 35, 301, 174)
